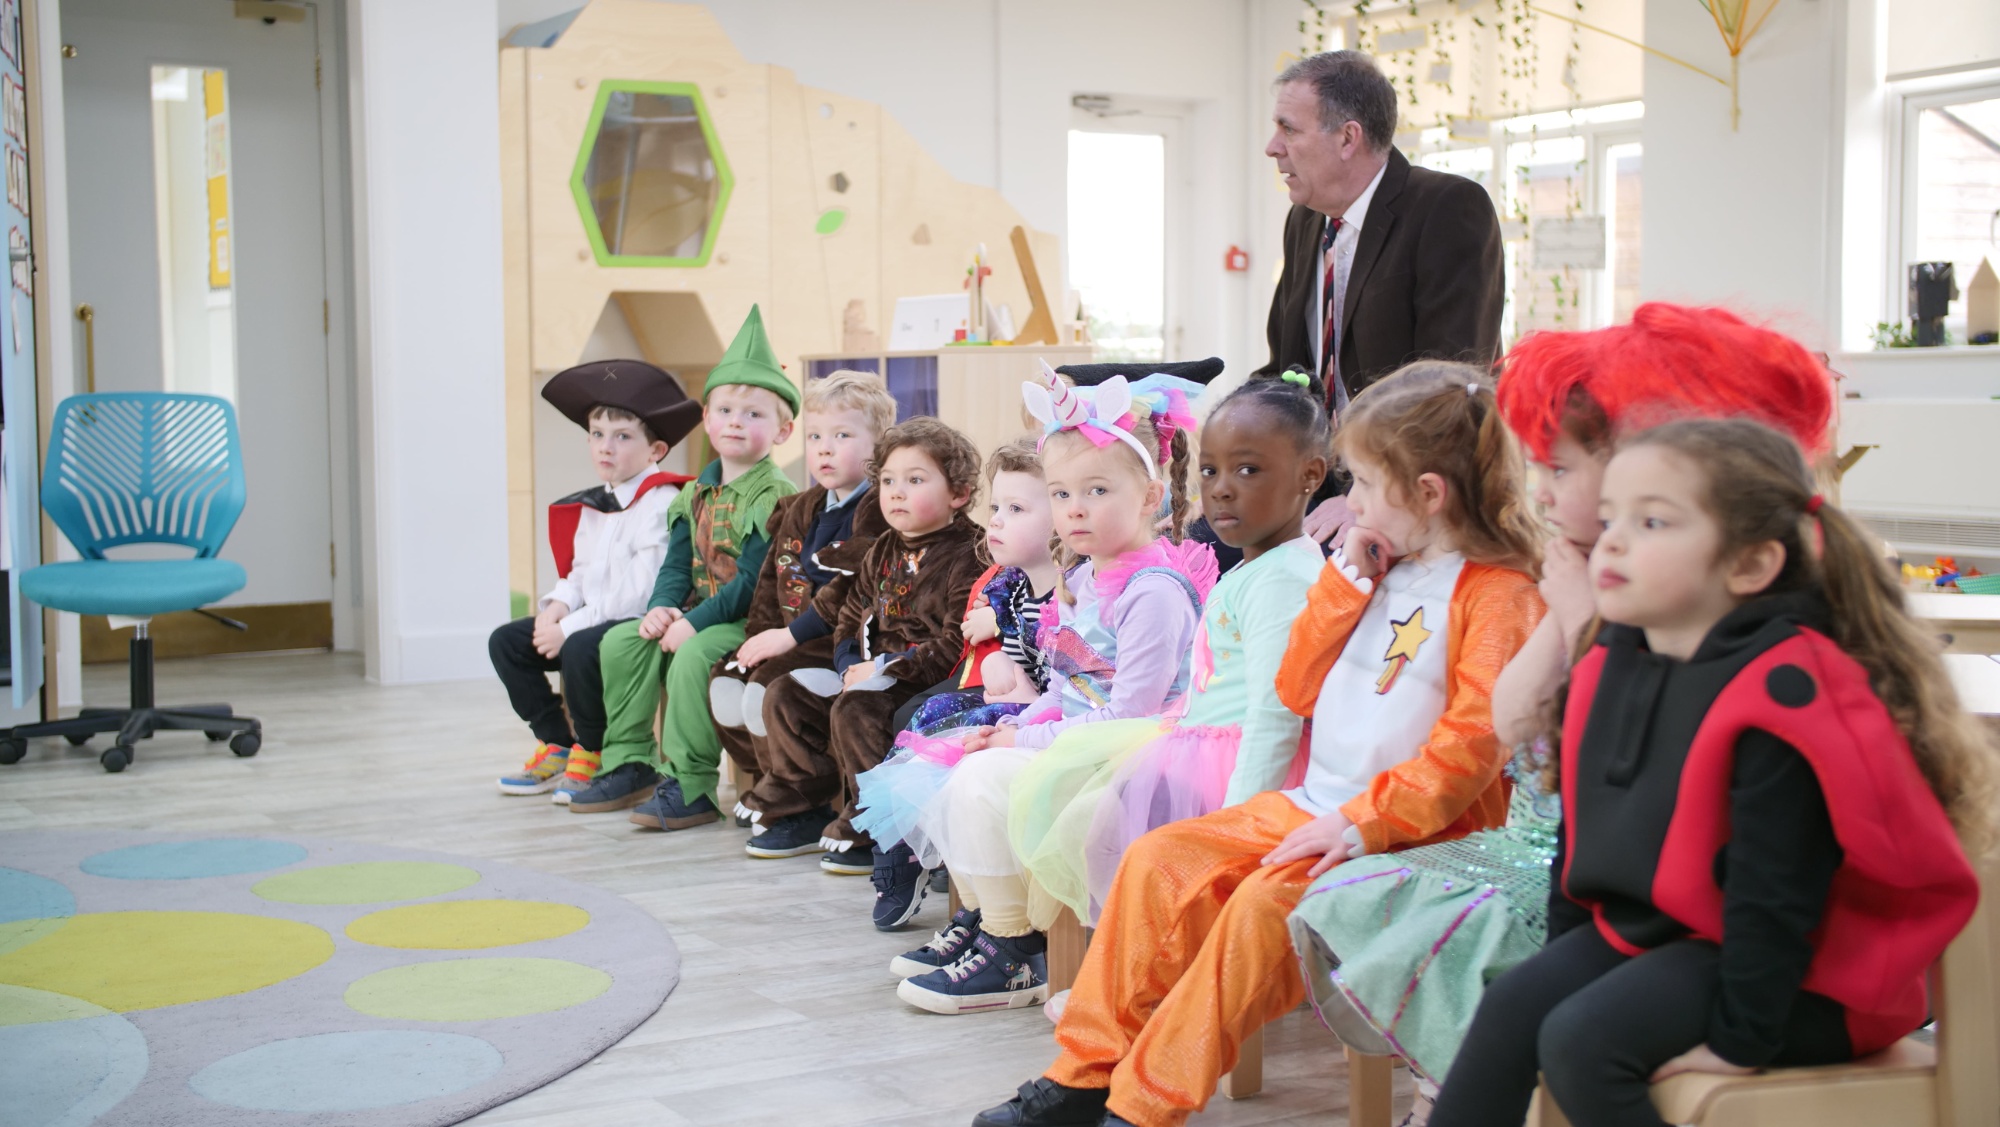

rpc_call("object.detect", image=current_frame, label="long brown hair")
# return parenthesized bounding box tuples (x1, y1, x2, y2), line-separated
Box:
(1335, 361, 1543, 575)
(1560, 418, 2000, 853)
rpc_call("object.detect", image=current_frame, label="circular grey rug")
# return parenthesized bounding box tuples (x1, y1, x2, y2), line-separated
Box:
(0, 830, 680, 1127)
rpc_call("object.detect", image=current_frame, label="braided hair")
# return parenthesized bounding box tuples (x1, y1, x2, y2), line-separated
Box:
(1210, 366, 1332, 457)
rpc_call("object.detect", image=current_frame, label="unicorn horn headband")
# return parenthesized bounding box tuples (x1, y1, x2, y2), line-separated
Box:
(1019, 361, 1202, 479)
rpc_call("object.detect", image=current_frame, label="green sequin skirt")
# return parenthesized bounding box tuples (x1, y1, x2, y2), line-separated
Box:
(1288, 793, 1557, 1083)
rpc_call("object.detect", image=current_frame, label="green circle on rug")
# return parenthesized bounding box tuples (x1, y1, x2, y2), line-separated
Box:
(346, 899, 589, 949)
(253, 861, 481, 905)
(345, 957, 611, 1020)
(0, 911, 333, 1012)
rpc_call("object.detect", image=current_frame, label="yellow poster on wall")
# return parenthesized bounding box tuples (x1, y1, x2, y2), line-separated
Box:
(203, 68, 231, 290)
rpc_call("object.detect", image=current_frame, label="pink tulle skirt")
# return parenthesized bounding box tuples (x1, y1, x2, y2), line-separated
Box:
(1079, 724, 1310, 920)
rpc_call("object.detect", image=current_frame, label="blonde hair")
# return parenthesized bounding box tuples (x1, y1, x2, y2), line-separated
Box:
(987, 435, 1043, 483)
(709, 381, 796, 427)
(1041, 414, 1191, 605)
(1624, 418, 2000, 855)
(1335, 361, 1543, 576)
(804, 369, 896, 439)
(983, 436, 1054, 571)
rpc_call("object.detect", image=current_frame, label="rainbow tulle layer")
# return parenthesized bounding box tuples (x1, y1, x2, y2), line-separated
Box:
(1015, 721, 1310, 929)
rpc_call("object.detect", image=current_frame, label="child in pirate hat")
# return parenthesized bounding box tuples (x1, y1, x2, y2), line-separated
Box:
(492, 359, 702, 799)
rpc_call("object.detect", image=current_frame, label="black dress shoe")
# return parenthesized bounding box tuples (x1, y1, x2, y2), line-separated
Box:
(971, 1077, 1110, 1127)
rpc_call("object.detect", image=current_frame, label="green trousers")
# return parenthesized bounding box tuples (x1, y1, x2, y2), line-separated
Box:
(598, 618, 746, 806)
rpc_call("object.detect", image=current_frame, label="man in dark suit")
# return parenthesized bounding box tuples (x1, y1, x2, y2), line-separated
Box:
(1255, 50, 1504, 543)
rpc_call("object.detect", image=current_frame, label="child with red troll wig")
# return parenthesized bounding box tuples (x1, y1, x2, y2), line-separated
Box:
(1283, 303, 1834, 1121)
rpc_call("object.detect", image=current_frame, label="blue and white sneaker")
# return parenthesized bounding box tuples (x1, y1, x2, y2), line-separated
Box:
(895, 929, 1048, 1015)
(870, 842, 934, 931)
(888, 906, 980, 979)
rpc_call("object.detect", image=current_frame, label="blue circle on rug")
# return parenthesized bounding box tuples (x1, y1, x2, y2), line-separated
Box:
(0, 985, 149, 1127)
(189, 1030, 504, 1112)
(0, 868, 75, 924)
(0, 869, 79, 956)
(82, 839, 309, 881)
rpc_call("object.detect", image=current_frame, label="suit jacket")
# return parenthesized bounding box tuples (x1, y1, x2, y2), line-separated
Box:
(1256, 148, 1505, 402)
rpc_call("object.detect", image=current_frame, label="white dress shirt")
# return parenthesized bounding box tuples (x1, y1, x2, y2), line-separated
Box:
(543, 463, 680, 636)
(1308, 160, 1389, 407)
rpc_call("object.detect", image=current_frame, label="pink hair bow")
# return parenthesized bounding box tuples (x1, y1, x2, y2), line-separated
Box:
(1020, 362, 1206, 478)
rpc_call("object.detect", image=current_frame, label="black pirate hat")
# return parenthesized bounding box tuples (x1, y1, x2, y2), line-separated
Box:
(540, 359, 703, 447)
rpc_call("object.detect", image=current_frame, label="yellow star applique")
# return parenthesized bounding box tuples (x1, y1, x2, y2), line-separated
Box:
(1375, 607, 1433, 695)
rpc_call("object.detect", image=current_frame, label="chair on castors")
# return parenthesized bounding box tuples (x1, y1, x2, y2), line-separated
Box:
(0, 393, 261, 772)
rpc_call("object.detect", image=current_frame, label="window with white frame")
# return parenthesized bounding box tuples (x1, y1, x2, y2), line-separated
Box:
(1410, 101, 1643, 342)
(1894, 80, 2000, 345)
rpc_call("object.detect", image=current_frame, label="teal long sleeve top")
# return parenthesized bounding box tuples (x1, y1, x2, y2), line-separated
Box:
(648, 522, 772, 632)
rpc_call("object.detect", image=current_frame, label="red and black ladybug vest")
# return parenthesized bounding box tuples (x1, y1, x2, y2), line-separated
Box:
(1559, 596, 1977, 1055)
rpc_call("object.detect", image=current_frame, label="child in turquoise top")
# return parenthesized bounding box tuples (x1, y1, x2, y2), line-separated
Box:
(1010, 368, 1333, 930)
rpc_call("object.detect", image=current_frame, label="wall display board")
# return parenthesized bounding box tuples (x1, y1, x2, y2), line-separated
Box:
(0, 0, 38, 709)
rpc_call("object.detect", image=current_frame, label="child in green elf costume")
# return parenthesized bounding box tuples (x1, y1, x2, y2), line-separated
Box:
(568, 306, 802, 822)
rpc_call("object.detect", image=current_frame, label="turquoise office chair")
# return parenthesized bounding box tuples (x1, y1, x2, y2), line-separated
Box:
(0, 393, 261, 772)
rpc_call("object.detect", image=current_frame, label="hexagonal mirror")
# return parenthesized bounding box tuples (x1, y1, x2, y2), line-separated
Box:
(572, 82, 732, 266)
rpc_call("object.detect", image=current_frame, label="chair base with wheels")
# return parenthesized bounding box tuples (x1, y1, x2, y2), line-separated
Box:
(0, 393, 262, 774)
(0, 621, 261, 772)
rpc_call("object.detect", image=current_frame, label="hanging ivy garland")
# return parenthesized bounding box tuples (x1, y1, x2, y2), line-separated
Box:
(1294, 0, 1590, 335)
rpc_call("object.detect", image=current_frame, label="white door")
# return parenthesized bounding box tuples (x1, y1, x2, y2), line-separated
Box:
(61, 0, 330, 612)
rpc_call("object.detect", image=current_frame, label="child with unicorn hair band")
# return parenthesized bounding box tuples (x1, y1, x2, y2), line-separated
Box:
(1284, 304, 1839, 1115)
(1007, 365, 1335, 943)
(970, 360, 1546, 1127)
(853, 363, 1214, 1017)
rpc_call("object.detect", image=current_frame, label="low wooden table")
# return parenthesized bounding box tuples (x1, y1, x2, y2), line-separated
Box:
(1910, 593, 2000, 655)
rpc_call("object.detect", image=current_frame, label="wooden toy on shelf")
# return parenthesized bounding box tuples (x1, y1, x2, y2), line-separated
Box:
(798, 344, 1094, 460)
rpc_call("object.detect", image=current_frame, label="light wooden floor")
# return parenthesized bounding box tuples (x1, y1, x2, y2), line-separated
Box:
(0, 652, 1408, 1127)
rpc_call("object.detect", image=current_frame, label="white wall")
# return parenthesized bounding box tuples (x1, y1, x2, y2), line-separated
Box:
(348, 0, 510, 682)
(1887, 0, 2000, 78)
(1641, 0, 1846, 348)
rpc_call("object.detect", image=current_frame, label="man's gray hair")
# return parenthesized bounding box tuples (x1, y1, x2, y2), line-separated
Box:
(1276, 50, 1397, 152)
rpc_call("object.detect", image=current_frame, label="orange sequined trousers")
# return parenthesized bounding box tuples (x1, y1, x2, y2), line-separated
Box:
(1047, 791, 1317, 1127)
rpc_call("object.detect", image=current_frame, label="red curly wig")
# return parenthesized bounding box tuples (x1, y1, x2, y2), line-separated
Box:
(1496, 302, 1834, 464)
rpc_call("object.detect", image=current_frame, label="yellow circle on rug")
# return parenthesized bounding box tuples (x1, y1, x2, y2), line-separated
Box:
(345, 900, 588, 949)
(253, 861, 481, 905)
(344, 957, 611, 1021)
(0, 911, 334, 1012)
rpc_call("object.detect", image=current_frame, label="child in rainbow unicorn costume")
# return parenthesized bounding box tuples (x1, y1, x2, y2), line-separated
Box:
(855, 366, 1215, 1017)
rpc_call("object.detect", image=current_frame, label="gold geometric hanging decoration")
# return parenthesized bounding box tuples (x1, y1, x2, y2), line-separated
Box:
(1697, 0, 1784, 129)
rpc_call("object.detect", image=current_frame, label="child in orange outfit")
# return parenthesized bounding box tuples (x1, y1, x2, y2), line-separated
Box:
(972, 362, 1548, 1127)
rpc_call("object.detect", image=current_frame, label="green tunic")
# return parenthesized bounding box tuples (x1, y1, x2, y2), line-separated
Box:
(599, 456, 797, 797)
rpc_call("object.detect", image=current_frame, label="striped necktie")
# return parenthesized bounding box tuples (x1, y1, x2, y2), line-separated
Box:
(1320, 217, 1344, 403)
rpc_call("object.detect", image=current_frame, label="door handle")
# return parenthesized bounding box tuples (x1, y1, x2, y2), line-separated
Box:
(75, 303, 94, 393)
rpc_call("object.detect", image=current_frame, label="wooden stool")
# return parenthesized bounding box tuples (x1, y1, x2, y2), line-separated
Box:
(1046, 906, 1091, 994)
(1221, 1027, 1264, 1099)
(1345, 1045, 1395, 1127)
(1529, 859, 2000, 1127)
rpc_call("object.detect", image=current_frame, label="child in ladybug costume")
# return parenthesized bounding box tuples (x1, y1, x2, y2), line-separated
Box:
(1429, 418, 1998, 1127)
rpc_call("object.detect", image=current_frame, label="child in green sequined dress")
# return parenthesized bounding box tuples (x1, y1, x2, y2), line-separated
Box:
(1287, 303, 1838, 1110)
